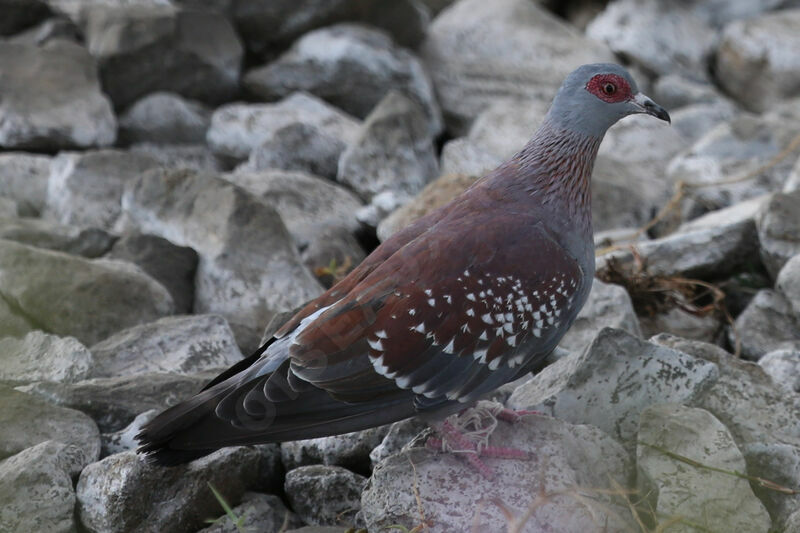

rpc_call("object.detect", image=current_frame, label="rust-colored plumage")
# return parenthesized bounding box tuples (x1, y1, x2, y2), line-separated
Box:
(137, 64, 670, 465)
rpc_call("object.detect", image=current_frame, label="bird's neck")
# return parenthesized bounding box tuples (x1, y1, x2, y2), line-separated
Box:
(508, 117, 603, 229)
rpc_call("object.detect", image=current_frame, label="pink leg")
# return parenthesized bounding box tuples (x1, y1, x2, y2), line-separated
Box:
(426, 405, 535, 479)
(496, 407, 542, 424)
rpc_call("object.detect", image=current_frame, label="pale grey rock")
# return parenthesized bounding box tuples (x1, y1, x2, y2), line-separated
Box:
(119, 92, 211, 145)
(656, 335, 800, 526)
(759, 350, 800, 394)
(757, 191, 800, 278)
(0, 216, 115, 258)
(0, 239, 174, 346)
(670, 100, 739, 144)
(0, 0, 50, 35)
(76, 447, 268, 533)
(678, 193, 769, 233)
(716, 9, 800, 112)
(507, 328, 719, 447)
(232, 0, 429, 55)
(637, 404, 771, 533)
(732, 290, 800, 360)
(244, 24, 441, 135)
(0, 331, 93, 385)
(45, 149, 160, 231)
(598, 113, 687, 186)
(596, 219, 758, 280)
(420, 0, 613, 135)
(0, 441, 86, 533)
(0, 40, 116, 150)
(0, 386, 100, 463)
(363, 416, 636, 532)
(587, 0, 716, 77)
(369, 418, 427, 468)
(639, 307, 723, 343)
(686, 0, 788, 28)
(118, 168, 322, 349)
(198, 492, 304, 533)
(439, 138, 503, 177)
(0, 152, 51, 217)
(19, 371, 211, 433)
(652, 74, 729, 110)
(101, 409, 157, 456)
(284, 465, 365, 527)
(466, 97, 550, 159)
(224, 170, 362, 249)
(207, 92, 360, 162)
(236, 123, 346, 180)
(667, 113, 800, 220)
(129, 142, 226, 172)
(777, 254, 800, 317)
(106, 233, 198, 314)
(85, 4, 243, 108)
(89, 314, 242, 378)
(0, 296, 34, 339)
(338, 91, 438, 201)
(591, 154, 669, 233)
(281, 426, 390, 473)
(558, 280, 641, 354)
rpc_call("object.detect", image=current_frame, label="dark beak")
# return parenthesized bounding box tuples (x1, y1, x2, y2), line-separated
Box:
(633, 93, 671, 123)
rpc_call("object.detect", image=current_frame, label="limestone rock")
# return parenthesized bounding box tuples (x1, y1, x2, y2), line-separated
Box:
(45, 149, 161, 231)
(198, 492, 304, 533)
(637, 404, 771, 533)
(507, 328, 719, 447)
(362, 416, 636, 532)
(0, 216, 116, 258)
(207, 92, 360, 162)
(118, 168, 322, 348)
(225, 170, 362, 249)
(89, 314, 242, 378)
(0, 331, 93, 385)
(0, 441, 87, 533)
(0, 40, 116, 150)
(119, 92, 211, 145)
(420, 0, 613, 135)
(84, 4, 243, 108)
(244, 24, 441, 134)
(0, 239, 174, 345)
(0, 387, 100, 463)
(338, 91, 438, 201)
(284, 465, 365, 527)
(76, 447, 269, 533)
(732, 290, 800, 360)
(759, 349, 800, 395)
(757, 191, 800, 278)
(281, 426, 390, 473)
(716, 9, 800, 112)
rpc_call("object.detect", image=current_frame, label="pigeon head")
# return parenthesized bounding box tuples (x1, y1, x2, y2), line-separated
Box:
(546, 63, 670, 137)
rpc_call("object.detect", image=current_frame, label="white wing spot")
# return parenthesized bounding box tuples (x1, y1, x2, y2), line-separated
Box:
(481, 313, 494, 325)
(375, 330, 388, 339)
(444, 294, 452, 304)
(466, 293, 476, 301)
(478, 330, 488, 341)
(466, 308, 475, 317)
(443, 338, 455, 354)
(367, 338, 384, 351)
(506, 334, 517, 347)
(533, 328, 542, 337)
(408, 309, 416, 316)
(412, 323, 426, 333)
(424, 289, 433, 296)
(427, 298, 436, 307)
(488, 358, 500, 370)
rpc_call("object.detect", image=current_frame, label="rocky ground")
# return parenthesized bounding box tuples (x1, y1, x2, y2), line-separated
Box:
(1, 0, 800, 532)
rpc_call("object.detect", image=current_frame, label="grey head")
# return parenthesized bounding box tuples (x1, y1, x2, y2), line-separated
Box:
(545, 63, 670, 138)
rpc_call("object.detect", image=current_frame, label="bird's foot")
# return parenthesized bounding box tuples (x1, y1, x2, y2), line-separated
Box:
(426, 401, 533, 480)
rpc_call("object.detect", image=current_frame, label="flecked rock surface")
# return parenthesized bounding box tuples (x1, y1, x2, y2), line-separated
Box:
(0, 152, 52, 216)
(637, 404, 771, 533)
(0, 441, 87, 533)
(285, 465, 366, 526)
(0, 331, 93, 384)
(362, 416, 636, 532)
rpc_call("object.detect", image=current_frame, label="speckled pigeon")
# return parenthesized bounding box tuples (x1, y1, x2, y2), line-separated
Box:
(137, 64, 670, 469)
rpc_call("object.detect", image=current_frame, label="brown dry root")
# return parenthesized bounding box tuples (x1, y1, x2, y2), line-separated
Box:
(597, 248, 741, 356)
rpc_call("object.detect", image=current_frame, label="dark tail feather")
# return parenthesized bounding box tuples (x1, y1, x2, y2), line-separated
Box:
(136, 343, 416, 466)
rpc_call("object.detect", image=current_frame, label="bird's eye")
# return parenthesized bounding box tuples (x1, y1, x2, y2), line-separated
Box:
(602, 83, 616, 95)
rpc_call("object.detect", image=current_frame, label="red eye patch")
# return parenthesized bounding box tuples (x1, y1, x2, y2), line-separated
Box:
(585, 73, 632, 103)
